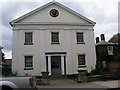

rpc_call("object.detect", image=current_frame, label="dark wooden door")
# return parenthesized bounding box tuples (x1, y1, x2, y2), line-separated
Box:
(51, 56, 61, 75)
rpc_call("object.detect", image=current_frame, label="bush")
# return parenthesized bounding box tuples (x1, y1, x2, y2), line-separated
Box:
(86, 73, 91, 76)
(90, 69, 101, 75)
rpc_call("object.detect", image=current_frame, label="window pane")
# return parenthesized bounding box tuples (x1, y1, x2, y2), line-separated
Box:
(25, 32, 33, 43)
(25, 56, 33, 68)
(107, 46, 113, 55)
(51, 32, 59, 43)
(77, 32, 84, 43)
(78, 55, 85, 65)
(107, 46, 113, 51)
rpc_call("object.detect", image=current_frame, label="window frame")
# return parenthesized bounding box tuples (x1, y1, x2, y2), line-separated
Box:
(76, 32, 85, 44)
(51, 32, 60, 44)
(78, 54, 86, 68)
(24, 56, 33, 70)
(24, 32, 33, 45)
(107, 46, 113, 55)
(107, 46, 113, 51)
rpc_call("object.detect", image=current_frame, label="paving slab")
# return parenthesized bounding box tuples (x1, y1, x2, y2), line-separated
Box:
(93, 80, 120, 88)
(36, 79, 109, 88)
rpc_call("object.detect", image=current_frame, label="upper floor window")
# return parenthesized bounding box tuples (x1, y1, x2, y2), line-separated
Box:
(51, 32, 60, 44)
(24, 56, 33, 70)
(76, 32, 84, 44)
(78, 54, 86, 67)
(24, 32, 33, 45)
(107, 46, 113, 55)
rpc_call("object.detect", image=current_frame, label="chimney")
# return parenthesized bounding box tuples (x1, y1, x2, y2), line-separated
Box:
(101, 34, 105, 41)
(96, 37, 99, 43)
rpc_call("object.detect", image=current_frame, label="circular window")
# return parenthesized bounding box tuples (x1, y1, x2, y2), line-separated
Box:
(50, 9, 59, 17)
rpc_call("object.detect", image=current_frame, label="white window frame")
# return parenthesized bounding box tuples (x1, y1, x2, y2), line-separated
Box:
(24, 32, 33, 45)
(24, 56, 33, 70)
(76, 32, 84, 44)
(51, 32, 60, 44)
(78, 54, 86, 67)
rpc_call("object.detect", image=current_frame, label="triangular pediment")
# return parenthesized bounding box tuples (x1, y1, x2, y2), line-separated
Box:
(10, 2, 95, 25)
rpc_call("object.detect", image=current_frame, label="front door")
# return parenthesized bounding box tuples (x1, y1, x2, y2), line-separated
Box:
(51, 56, 61, 75)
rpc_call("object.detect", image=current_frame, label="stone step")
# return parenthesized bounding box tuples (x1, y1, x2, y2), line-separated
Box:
(49, 75, 68, 80)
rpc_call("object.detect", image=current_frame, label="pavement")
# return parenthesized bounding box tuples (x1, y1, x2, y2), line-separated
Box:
(36, 79, 119, 89)
(93, 80, 119, 88)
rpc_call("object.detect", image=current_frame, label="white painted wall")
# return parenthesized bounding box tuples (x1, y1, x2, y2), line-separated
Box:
(12, 30, 18, 74)
(14, 30, 42, 76)
(12, 2, 96, 76)
(45, 29, 66, 52)
(12, 28, 96, 76)
(39, 30, 46, 74)
(65, 30, 73, 74)
(71, 30, 96, 73)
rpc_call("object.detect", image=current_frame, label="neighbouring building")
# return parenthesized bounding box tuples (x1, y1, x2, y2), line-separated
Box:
(108, 33, 120, 44)
(10, 1, 96, 76)
(4, 59, 12, 66)
(2, 59, 12, 76)
(108, 33, 120, 70)
(0, 46, 12, 76)
(4, 59, 12, 70)
(95, 34, 119, 71)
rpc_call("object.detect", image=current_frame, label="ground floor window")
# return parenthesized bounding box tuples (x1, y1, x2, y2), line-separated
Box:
(78, 54, 86, 66)
(24, 56, 33, 70)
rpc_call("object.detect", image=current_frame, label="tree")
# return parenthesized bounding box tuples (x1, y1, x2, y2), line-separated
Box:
(2, 53, 5, 63)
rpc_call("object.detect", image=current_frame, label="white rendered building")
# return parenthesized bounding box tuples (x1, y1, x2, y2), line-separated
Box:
(10, 1, 96, 76)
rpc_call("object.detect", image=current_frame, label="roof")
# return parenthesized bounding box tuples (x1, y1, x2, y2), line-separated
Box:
(96, 40, 118, 46)
(10, 1, 96, 26)
(108, 33, 120, 43)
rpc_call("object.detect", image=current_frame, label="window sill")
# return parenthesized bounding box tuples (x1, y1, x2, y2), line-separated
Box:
(24, 43, 33, 45)
(51, 42, 60, 44)
(77, 42, 85, 44)
(24, 68, 33, 70)
(78, 65, 87, 68)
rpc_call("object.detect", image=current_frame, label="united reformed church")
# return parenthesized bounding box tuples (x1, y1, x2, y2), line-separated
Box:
(10, 1, 96, 76)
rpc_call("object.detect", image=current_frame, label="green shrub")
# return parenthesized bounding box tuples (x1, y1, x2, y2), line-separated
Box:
(90, 69, 101, 75)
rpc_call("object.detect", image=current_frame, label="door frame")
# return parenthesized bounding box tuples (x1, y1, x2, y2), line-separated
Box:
(45, 52, 66, 76)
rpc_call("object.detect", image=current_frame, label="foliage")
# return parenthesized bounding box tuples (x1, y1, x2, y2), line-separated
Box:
(90, 69, 101, 75)
(2, 53, 5, 62)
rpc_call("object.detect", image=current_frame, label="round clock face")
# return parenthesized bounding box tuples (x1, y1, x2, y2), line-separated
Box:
(50, 9, 59, 17)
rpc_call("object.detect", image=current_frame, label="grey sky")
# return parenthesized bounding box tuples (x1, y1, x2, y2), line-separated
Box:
(0, 0, 119, 59)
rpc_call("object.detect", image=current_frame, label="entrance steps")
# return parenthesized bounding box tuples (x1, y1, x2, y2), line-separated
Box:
(49, 75, 68, 80)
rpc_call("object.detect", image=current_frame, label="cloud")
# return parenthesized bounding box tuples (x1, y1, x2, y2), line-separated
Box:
(81, 0, 118, 41)
(2, 2, 41, 27)
(95, 22, 118, 40)
(2, 26, 12, 51)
